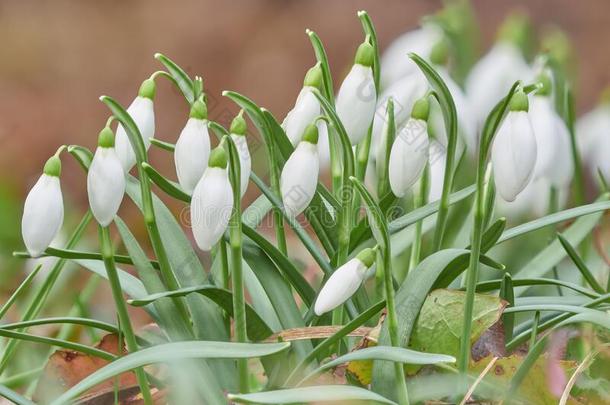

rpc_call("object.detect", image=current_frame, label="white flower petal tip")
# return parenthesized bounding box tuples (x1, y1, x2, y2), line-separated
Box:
(280, 141, 319, 217)
(22, 174, 64, 257)
(336, 64, 376, 145)
(314, 254, 372, 316)
(491, 110, 537, 202)
(388, 118, 429, 197)
(87, 147, 126, 226)
(114, 96, 155, 172)
(174, 118, 211, 194)
(190, 167, 234, 251)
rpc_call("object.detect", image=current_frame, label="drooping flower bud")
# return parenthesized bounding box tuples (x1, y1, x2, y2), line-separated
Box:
(190, 147, 234, 251)
(336, 41, 377, 145)
(114, 78, 156, 172)
(280, 123, 319, 217)
(229, 110, 251, 197)
(314, 248, 375, 315)
(174, 98, 211, 194)
(87, 127, 126, 226)
(491, 90, 538, 202)
(389, 98, 430, 197)
(22, 155, 64, 257)
(282, 64, 323, 145)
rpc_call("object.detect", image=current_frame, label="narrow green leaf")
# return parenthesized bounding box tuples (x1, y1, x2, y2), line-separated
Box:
(475, 277, 599, 298)
(67, 145, 93, 170)
(0, 383, 36, 405)
(154, 53, 194, 103)
(557, 233, 605, 294)
(229, 386, 396, 405)
(0, 317, 117, 334)
(500, 273, 515, 343)
(0, 265, 42, 320)
(150, 137, 176, 152)
(306, 29, 334, 103)
(142, 162, 190, 202)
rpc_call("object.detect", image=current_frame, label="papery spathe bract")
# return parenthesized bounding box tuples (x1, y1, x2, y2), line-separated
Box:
(22, 155, 64, 257)
(174, 98, 210, 195)
(87, 127, 126, 226)
(336, 42, 377, 145)
(280, 124, 319, 217)
(190, 148, 234, 251)
(491, 91, 537, 202)
(314, 248, 375, 315)
(230, 110, 251, 197)
(115, 79, 156, 172)
(282, 64, 323, 145)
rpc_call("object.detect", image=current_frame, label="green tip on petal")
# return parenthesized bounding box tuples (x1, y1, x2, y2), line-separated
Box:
(43, 155, 61, 177)
(98, 127, 115, 148)
(497, 11, 531, 52)
(509, 90, 529, 112)
(301, 123, 319, 144)
(354, 41, 374, 67)
(138, 78, 156, 99)
(536, 72, 553, 96)
(356, 248, 376, 268)
(429, 38, 449, 66)
(230, 110, 247, 135)
(411, 97, 430, 121)
(208, 147, 228, 169)
(303, 63, 323, 90)
(189, 98, 208, 120)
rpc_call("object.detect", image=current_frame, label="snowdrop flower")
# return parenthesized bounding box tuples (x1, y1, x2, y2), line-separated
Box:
(190, 147, 234, 251)
(389, 98, 430, 197)
(22, 154, 64, 257)
(336, 41, 377, 145)
(491, 90, 537, 202)
(528, 73, 573, 187)
(87, 127, 126, 226)
(380, 24, 443, 89)
(280, 123, 319, 217)
(282, 64, 323, 145)
(576, 92, 610, 182)
(466, 13, 533, 126)
(174, 98, 210, 194)
(229, 110, 251, 197)
(314, 248, 375, 315)
(115, 78, 156, 172)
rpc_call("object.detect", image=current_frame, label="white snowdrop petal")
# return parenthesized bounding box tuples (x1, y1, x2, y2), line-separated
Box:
(115, 96, 155, 172)
(388, 119, 429, 197)
(231, 134, 251, 197)
(491, 111, 537, 201)
(316, 120, 331, 169)
(22, 175, 64, 257)
(283, 87, 320, 145)
(314, 258, 367, 315)
(87, 148, 126, 226)
(174, 118, 211, 194)
(336, 65, 377, 145)
(427, 140, 447, 203)
(190, 167, 234, 251)
(280, 142, 319, 217)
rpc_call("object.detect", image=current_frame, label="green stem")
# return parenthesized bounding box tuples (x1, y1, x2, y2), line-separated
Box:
(99, 226, 153, 405)
(0, 211, 92, 373)
(529, 311, 541, 349)
(408, 168, 429, 271)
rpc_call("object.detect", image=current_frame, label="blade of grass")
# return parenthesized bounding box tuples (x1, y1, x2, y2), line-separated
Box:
(0, 265, 42, 320)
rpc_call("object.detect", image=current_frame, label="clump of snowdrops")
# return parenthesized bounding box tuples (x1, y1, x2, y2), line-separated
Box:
(5, 4, 610, 405)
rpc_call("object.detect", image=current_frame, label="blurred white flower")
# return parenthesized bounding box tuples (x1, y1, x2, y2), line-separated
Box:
(280, 124, 319, 217)
(115, 79, 156, 172)
(190, 148, 234, 251)
(22, 156, 64, 257)
(576, 101, 610, 182)
(174, 99, 210, 195)
(314, 248, 375, 315)
(87, 127, 125, 226)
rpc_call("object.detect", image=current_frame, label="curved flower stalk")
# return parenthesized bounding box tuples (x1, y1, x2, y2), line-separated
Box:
(388, 97, 430, 197)
(314, 247, 375, 315)
(190, 147, 234, 251)
(174, 97, 211, 194)
(229, 110, 251, 197)
(465, 13, 533, 126)
(380, 24, 443, 89)
(491, 90, 537, 202)
(336, 41, 377, 145)
(282, 64, 323, 145)
(576, 92, 610, 182)
(21, 153, 64, 257)
(280, 123, 320, 217)
(529, 73, 573, 187)
(115, 78, 156, 172)
(87, 127, 126, 226)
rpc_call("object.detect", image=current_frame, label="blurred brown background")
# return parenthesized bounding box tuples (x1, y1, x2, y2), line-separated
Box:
(1, 0, 609, 256)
